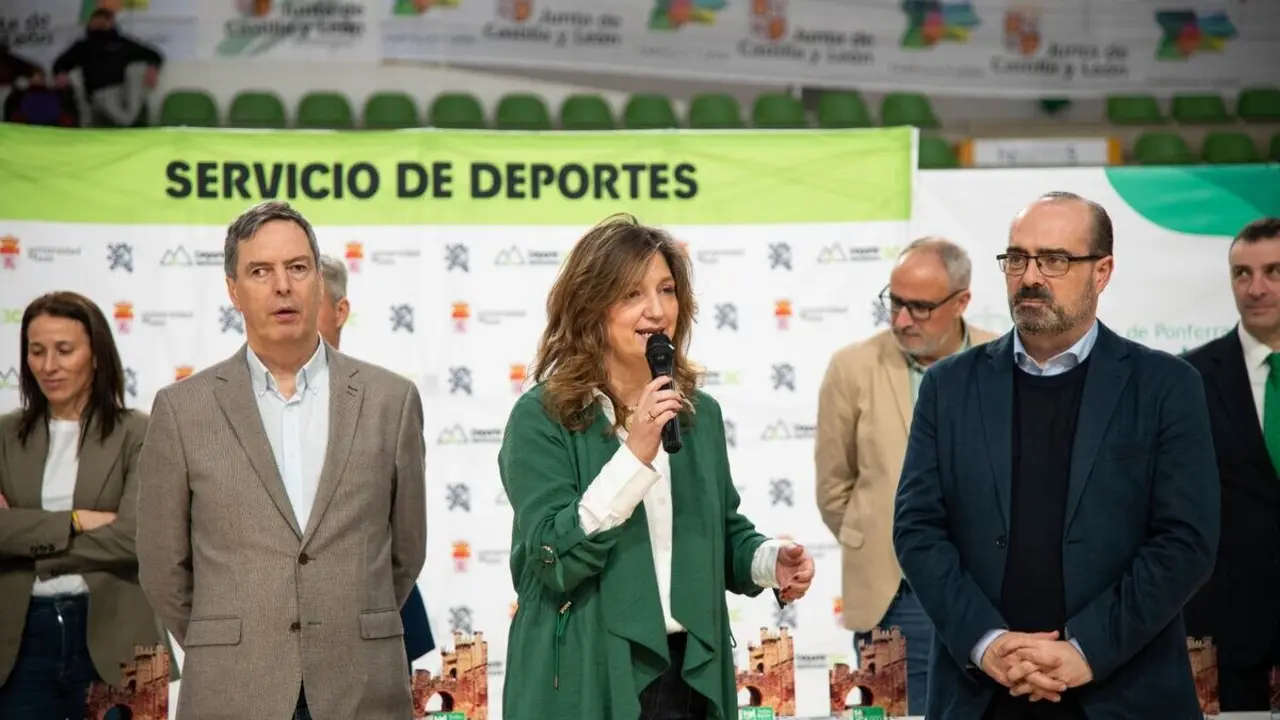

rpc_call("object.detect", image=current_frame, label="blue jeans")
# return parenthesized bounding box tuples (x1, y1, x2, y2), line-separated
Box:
(855, 581, 933, 716)
(0, 595, 100, 720)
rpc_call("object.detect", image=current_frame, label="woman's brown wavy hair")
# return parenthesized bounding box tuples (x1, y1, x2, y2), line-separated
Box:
(533, 214, 699, 433)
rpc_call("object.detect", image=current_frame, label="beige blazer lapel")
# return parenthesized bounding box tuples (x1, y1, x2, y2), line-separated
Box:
(212, 349, 303, 539)
(879, 339, 913, 435)
(6, 421, 49, 510)
(300, 348, 363, 548)
(72, 416, 125, 509)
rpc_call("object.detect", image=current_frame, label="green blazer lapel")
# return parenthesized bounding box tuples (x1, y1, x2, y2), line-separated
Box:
(668, 424, 717, 674)
(587, 411, 668, 668)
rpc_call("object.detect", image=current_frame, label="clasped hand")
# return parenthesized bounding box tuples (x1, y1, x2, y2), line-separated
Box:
(980, 630, 1093, 702)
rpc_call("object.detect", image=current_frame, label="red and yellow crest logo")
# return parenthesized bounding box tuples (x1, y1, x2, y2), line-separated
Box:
(344, 241, 363, 273)
(452, 541, 472, 571)
(452, 302, 471, 332)
(774, 299, 793, 329)
(0, 235, 19, 270)
(113, 302, 135, 333)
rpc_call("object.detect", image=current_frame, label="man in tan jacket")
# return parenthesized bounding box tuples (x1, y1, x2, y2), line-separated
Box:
(137, 201, 427, 720)
(816, 237, 996, 714)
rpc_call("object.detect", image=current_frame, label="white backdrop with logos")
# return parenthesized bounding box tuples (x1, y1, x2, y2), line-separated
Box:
(1, 161, 1273, 720)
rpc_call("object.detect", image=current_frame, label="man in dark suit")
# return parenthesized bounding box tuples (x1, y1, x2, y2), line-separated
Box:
(318, 254, 436, 668)
(1183, 217, 1280, 711)
(894, 191, 1219, 719)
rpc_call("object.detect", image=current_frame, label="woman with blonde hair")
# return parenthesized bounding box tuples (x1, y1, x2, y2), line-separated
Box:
(498, 214, 815, 720)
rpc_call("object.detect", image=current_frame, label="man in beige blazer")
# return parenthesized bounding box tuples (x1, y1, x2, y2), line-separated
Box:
(137, 201, 427, 720)
(816, 237, 996, 715)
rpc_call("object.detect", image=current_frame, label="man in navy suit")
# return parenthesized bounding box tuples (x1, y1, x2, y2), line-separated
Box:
(894, 192, 1219, 719)
(318, 255, 436, 669)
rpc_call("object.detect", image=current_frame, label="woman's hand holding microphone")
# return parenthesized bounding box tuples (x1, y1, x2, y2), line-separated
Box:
(625, 376, 683, 466)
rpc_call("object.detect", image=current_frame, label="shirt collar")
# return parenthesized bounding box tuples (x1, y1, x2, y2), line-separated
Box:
(905, 320, 972, 373)
(591, 388, 617, 423)
(1013, 319, 1099, 371)
(1238, 324, 1274, 373)
(246, 338, 328, 397)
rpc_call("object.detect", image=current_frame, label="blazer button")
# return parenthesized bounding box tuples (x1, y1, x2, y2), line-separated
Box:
(289, 621, 301, 632)
(995, 535, 1008, 549)
(298, 553, 311, 565)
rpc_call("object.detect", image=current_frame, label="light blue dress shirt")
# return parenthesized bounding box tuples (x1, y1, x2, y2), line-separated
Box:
(970, 320, 1098, 668)
(245, 341, 330, 532)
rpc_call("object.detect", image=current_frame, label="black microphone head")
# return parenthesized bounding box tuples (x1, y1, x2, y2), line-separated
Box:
(645, 332, 675, 375)
(645, 332, 674, 355)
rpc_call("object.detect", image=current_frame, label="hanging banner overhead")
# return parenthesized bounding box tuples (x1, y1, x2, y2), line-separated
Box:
(379, 0, 1277, 97)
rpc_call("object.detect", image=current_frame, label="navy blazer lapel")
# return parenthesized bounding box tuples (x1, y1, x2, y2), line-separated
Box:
(1064, 324, 1132, 529)
(977, 332, 1015, 529)
(1205, 329, 1280, 500)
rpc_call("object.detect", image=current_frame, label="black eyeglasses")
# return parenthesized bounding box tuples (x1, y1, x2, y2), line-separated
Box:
(997, 252, 1108, 277)
(878, 286, 964, 322)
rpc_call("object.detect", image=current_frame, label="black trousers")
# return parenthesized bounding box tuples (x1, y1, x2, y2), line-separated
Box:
(983, 691, 1086, 720)
(639, 633, 709, 720)
(1219, 628, 1280, 712)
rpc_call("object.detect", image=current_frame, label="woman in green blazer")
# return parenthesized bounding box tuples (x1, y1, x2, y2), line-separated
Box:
(498, 215, 816, 720)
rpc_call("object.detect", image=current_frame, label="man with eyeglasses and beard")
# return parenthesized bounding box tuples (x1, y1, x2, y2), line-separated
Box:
(894, 191, 1218, 720)
(816, 237, 997, 715)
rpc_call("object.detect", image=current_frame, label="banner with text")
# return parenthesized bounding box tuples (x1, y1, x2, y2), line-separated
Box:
(0, 123, 916, 720)
(1, 0, 196, 71)
(380, 0, 1278, 97)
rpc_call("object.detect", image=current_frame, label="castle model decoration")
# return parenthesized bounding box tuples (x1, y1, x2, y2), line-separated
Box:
(735, 627, 796, 716)
(829, 626, 908, 716)
(85, 643, 170, 720)
(412, 631, 489, 720)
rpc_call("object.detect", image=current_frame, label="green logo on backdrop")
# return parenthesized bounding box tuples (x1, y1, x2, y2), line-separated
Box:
(849, 708, 886, 720)
(1, 308, 20, 324)
(739, 708, 775, 720)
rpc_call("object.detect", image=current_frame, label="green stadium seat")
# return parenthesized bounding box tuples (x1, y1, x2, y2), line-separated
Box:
(881, 92, 939, 128)
(817, 91, 872, 128)
(1238, 87, 1280, 123)
(919, 137, 959, 169)
(1202, 132, 1260, 164)
(495, 94, 551, 130)
(1131, 132, 1194, 165)
(687, 93, 743, 129)
(1171, 94, 1232, 124)
(752, 93, 807, 129)
(363, 93, 419, 129)
(1106, 95, 1164, 125)
(624, 94, 678, 129)
(159, 90, 219, 127)
(559, 94, 615, 130)
(429, 93, 487, 129)
(296, 92, 354, 129)
(227, 91, 287, 129)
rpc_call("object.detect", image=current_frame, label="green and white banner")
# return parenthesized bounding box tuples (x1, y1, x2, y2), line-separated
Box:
(913, 164, 1280, 356)
(0, 123, 917, 720)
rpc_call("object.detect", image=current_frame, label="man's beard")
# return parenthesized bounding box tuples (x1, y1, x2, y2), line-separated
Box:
(1010, 284, 1091, 336)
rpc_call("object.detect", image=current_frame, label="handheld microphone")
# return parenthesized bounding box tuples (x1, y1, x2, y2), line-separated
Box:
(644, 332, 683, 454)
